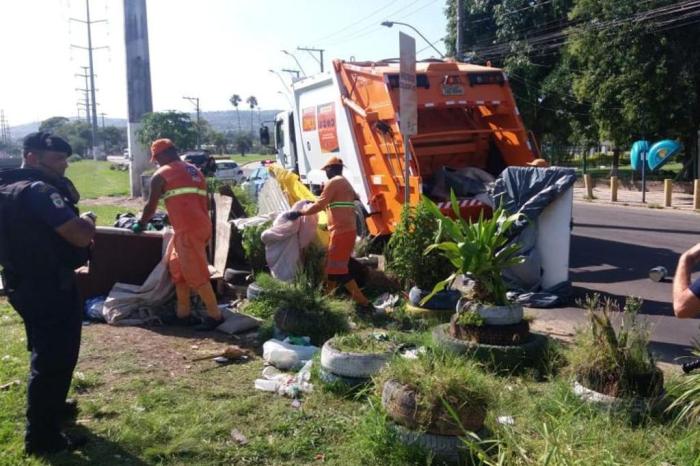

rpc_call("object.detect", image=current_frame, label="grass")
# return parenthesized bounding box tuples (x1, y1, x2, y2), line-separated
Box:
(66, 160, 129, 199)
(2, 297, 700, 465)
(78, 204, 139, 227)
(216, 153, 272, 164)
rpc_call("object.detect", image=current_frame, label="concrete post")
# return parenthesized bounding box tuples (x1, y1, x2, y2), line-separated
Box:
(124, 0, 153, 198)
(610, 176, 618, 202)
(694, 180, 700, 210)
(664, 179, 672, 207)
(584, 174, 593, 199)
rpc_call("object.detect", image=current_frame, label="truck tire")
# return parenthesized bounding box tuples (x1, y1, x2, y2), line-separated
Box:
(403, 303, 453, 322)
(320, 339, 391, 378)
(456, 298, 523, 326)
(391, 423, 470, 464)
(318, 367, 369, 389)
(246, 282, 264, 301)
(408, 286, 461, 310)
(381, 379, 486, 436)
(432, 324, 548, 370)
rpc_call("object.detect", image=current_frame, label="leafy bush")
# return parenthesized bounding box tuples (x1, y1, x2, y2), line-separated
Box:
(666, 344, 700, 425)
(423, 196, 524, 306)
(68, 154, 83, 163)
(332, 331, 422, 354)
(242, 221, 271, 275)
(386, 200, 455, 290)
(568, 295, 661, 398)
(375, 350, 493, 426)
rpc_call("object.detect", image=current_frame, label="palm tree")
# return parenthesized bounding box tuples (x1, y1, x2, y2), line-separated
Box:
(229, 94, 242, 132)
(246, 95, 258, 134)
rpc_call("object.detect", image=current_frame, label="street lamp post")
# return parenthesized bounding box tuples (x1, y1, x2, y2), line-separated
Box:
(380, 21, 445, 58)
(281, 68, 301, 80)
(281, 50, 307, 77)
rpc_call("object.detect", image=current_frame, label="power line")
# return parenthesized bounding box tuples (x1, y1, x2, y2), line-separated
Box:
(309, 0, 397, 44)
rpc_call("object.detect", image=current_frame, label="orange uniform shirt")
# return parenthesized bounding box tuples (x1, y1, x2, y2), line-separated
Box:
(155, 160, 211, 233)
(303, 176, 357, 234)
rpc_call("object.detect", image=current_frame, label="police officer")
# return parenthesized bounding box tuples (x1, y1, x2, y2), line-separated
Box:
(0, 132, 96, 455)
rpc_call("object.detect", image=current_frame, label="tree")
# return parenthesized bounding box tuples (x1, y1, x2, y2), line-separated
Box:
(98, 126, 127, 154)
(229, 94, 242, 132)
(246, 95, 258, 134)
(39, 116, 70, 134)
(565, 0, 700, 177)
(137, 111, 197, 150)
(210, 131, 228, 155)
(234, 132, 252, 157)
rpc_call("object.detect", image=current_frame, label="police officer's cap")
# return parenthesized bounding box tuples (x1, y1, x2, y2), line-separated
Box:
(23, 132, 72, 156)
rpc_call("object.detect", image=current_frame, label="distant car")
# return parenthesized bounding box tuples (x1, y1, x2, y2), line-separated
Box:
(242, 166, 270, 200)
(181, 151, 211, 170)
(214, 160, 245, 184)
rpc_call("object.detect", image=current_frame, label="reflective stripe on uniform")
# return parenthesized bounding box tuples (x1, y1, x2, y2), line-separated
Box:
(162, 187, 208, 200)
(328, 201, 355, 209)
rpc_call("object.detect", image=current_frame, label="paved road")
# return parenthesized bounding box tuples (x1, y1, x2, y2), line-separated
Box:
(530, 202, 700, 363)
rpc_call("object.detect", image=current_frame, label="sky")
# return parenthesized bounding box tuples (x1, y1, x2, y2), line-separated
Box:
(0, 0, 448, 128)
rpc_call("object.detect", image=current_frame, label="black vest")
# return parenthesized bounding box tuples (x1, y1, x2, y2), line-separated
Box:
(0, 168, 89, 286)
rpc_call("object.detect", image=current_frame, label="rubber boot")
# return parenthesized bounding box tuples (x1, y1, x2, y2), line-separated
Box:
(344, 279, 370, 307)
(175, 283, 192, 319)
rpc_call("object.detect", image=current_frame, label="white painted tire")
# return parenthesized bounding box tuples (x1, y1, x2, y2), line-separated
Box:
(320, 339, 391, 379)
(457, 299, 523, 326)
(391, 423, 487, 463)
(572, 380, 664, 414)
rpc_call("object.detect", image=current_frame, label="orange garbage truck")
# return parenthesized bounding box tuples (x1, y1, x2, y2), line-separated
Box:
(269, 58, 538, 236)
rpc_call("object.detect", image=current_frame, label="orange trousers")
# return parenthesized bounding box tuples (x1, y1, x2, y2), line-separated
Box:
(167, 225, 211, 289)
(326, 230, 356, 275)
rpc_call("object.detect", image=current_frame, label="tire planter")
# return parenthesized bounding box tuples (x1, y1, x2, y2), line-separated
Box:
(404, 303, 453, 322)
(246, 281, 264, 301)
(432, 323, 548, 370)
(450, 318, 530, 346)
(391, 423, 470, 464)
(274, 307, 311, 337)
(320, 339, 391, 378)
(381, 379, 486, 436)
(456, 298, 523, 326)
(318, 367, 369, 389)
(409, 286, 461, 311)
(573, 380, 665, 415)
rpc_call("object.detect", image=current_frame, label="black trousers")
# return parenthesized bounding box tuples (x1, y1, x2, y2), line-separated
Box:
(8, 277, 82, 447)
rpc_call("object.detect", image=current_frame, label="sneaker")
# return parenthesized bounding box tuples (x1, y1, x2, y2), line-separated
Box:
(61, 399, 79, 423)
(194, 316, 224, 332)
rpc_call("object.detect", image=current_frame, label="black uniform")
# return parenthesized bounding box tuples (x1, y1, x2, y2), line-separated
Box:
(0, 167, 89, 452)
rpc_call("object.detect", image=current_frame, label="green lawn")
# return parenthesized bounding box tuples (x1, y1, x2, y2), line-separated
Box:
(1, 301, 698, 465)
(66, 161, 129, 200)
(216, 153, 273, 164)
(78, 204, 140, 227)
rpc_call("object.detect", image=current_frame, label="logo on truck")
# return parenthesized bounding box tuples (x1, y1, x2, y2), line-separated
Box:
(302, 107, 316, 131)
(317, 102, 339, 154)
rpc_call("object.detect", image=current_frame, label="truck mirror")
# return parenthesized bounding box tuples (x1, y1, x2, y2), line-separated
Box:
(259, 126, 270, 146)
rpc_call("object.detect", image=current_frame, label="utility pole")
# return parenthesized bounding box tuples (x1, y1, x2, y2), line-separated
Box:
(0, 110, 10, 146)
(281, 68, 300, 80)
(100, 112, 107, 154)
(124, 0, 154, 198)
(297, 46, 325, 73)
(70, 0, 107, 160)
(183, 96, 201, 149)
(456, 0, 464, 60)
(75, 66, 91, 125)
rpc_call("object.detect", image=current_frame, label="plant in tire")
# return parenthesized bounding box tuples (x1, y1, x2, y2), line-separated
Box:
(569, 294, 663, 398)
(375, 351, 493, 435)
(242, 220, 272, 275)
(422, 194, 524, 307)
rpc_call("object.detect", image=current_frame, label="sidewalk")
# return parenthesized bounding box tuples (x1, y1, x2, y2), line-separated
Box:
(573, 185, 698, 212)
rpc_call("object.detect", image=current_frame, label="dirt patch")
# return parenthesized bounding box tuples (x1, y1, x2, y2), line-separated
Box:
(81, 196, 144, 209)
(78, 323, 255, 385)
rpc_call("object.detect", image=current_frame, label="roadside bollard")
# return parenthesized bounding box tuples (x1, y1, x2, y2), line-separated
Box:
(664, 179, 672, 207)
(610, 176, 618, 202)
(695, 180, 700, 210)
(584, 174, 593, 199)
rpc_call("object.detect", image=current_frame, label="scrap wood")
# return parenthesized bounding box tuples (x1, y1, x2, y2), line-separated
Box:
(0, 380, 21, 390)
(190, 345, 253, 362)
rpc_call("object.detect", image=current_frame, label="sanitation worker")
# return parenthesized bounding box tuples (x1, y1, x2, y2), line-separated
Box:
(1, 132, 95, 455)
(284, 156, 370, 308)
(136, 139, 224, 330)
(672, 242, 700, 318)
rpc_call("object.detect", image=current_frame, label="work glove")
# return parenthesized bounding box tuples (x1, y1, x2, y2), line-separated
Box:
(131, 221, 145, 234)
(284, 211, 302, 221)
